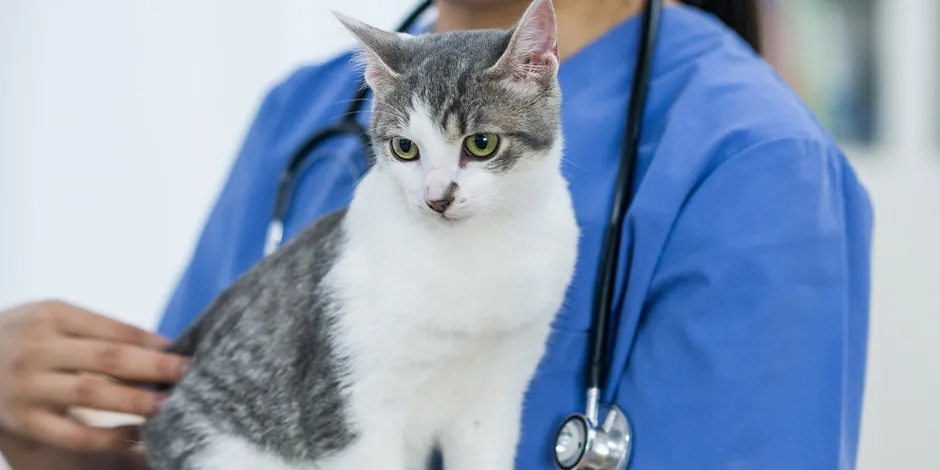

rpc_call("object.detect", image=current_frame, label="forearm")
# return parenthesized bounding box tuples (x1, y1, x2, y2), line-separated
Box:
(0, 428, 148, 470)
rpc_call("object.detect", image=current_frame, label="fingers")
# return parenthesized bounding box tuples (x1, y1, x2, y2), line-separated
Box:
(22, 410, 141, 452)
(49, 303, 169, 350)
(30, 374, 166, 418)
(42, 338, 189, 384)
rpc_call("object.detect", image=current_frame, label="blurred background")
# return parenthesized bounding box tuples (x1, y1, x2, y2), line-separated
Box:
(0, 0, 937, 468)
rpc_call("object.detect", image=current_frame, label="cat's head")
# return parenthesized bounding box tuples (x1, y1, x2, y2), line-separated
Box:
(335, 0, 563, 225)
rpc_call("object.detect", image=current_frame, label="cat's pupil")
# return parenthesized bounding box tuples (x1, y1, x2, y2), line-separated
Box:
(472, 134, 488, 150)
(399, 139, 413, 152)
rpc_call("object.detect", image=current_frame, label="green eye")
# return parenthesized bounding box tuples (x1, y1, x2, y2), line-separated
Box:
(464, 133, 500, 158)
(390, 137, 419, 160)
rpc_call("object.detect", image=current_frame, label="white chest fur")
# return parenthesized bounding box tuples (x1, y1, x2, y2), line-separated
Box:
(320, 168, 579, 470)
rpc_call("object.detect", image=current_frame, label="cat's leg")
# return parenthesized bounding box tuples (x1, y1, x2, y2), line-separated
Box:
(316, 413, 408, 470)
(185, 434, 317, 470)
(439, 384, 526, 470)
(317, 433, 406, 470)
(440, 330, 549, 470)
(403, 436, 436, 470)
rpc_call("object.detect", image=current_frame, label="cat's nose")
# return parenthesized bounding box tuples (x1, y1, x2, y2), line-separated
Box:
(425, 181, 458, 214)
(425, 195, 454, 214)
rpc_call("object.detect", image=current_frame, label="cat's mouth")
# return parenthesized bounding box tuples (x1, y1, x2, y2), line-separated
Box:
(436, 212, 462, 223)
(425, 208, 465, 225)
(416, 197, 470, 225)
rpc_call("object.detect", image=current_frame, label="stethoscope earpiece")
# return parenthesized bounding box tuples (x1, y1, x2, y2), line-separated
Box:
(554, 403, 633, 470)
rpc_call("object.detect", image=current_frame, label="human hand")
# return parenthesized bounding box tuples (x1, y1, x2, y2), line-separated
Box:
(0, 300, 189, 452)
(0, 426, 150, 470)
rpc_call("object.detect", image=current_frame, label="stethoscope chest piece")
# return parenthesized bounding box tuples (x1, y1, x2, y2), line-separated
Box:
(554, 403, 633, 470)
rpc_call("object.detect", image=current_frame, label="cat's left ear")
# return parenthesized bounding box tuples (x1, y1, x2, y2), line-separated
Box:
(333, 12, 408, 93)
(488, 0, 559, 88)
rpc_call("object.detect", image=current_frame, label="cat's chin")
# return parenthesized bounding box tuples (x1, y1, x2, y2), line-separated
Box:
(429, 212, 465, 227)
(417, 208, 470, 228)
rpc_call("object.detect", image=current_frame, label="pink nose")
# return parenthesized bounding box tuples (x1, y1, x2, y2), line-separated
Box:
(425, 195, 454, 213)
(424, 182, 458, 214)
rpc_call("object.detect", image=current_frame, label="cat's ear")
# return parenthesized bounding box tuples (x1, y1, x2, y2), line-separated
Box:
(488, 0, 559, 87)
(333, 12, 407, 92)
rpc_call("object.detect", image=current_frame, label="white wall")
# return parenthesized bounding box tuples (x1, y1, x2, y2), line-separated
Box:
(0, 1, 937, 470)
(0, 1, 412, 468)
(852, 1, 940, 468)
(0, 0, 413, 330)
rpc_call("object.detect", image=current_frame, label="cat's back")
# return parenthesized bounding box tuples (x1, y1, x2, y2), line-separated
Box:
(143, 208, 358, 469)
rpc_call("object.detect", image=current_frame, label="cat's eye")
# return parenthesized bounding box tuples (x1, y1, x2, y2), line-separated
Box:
(390, 137, 419, 161)
(463, 133, 500, 159)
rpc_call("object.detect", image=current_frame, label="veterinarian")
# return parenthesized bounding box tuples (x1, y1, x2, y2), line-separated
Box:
(0, 0, 873, 469)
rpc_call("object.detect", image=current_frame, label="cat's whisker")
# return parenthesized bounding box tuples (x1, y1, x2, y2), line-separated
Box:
(483, 207, 507, 236)
(335, 110, 378, 120)
(342, 95, 370, 102)
(487, 195, 515, 215)
(483, 199, 515, 235)
(352, 167, 373, 186)
(333, 97, 372, 106)
(337, 109, 409, 123)
(560, 157, 586, 173)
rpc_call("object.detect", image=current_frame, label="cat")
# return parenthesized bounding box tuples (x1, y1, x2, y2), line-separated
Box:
(140, 0, 578, 468)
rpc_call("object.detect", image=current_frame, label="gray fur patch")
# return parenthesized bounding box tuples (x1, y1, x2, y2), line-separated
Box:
(142, 209, 355, 469)
(368, 29, 561, 173)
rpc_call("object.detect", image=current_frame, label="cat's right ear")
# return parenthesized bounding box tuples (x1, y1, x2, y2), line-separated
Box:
(333, 12, 406, 93)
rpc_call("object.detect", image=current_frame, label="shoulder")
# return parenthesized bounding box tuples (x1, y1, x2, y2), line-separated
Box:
(265, 51, 358, 105)
(636, 5, 874, 254)
(249, 51, 361, 142)
(654, 7, 869, 205)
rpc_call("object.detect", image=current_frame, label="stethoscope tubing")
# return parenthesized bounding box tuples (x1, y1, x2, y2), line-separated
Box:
(587, 0, 662, 402)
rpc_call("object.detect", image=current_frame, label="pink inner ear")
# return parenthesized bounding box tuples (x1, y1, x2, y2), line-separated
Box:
(523, 50, 556, 68)
(513, 0, 557, 60)
(358, 50, 396, 91)
(365, 65, 389, 87)
(503, 4, 558, 83)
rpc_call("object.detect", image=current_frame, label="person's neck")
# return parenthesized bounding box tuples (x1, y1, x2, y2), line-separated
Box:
(433, 0, 676, 60)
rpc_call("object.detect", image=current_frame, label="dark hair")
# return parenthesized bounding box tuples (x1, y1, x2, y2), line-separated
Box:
(682, 0, 762, 54)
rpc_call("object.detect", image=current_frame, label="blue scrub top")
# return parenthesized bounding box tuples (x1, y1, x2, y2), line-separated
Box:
(157, 5, 873, 469)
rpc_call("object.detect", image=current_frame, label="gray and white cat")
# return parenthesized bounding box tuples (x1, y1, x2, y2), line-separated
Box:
(141, 0, 578, 468)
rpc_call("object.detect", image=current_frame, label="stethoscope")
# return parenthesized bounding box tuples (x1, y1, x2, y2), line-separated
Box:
(262, 1, 663, 469)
